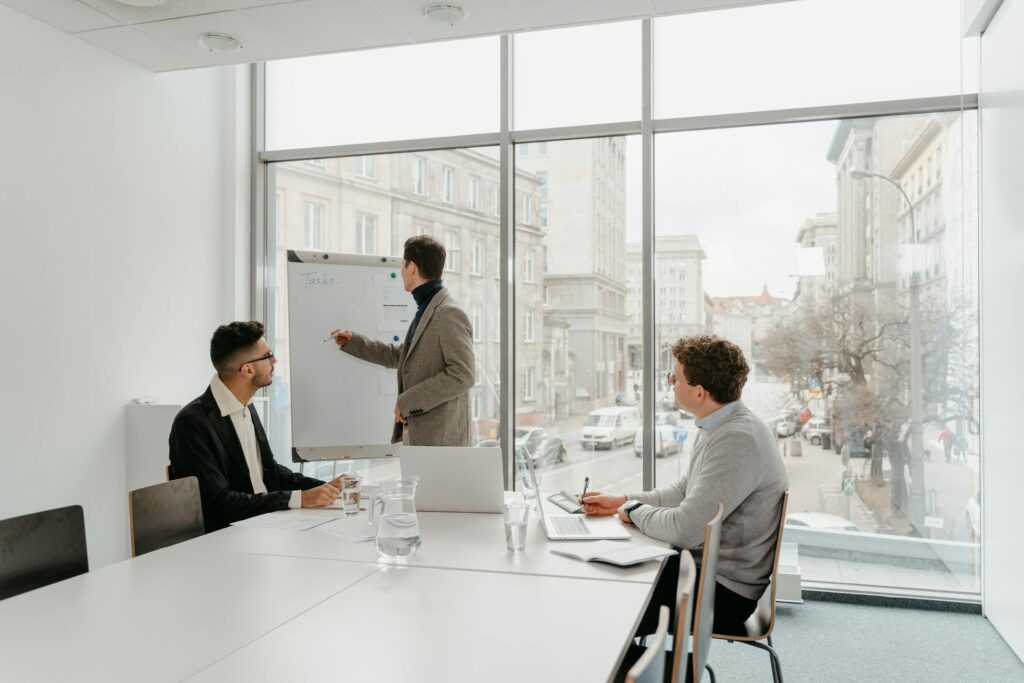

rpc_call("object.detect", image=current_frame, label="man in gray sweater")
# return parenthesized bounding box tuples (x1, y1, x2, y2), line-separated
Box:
(581, 334, 788, 633)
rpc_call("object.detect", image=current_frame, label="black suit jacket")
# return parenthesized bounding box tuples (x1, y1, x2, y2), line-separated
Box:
(168, 387, 324, 532)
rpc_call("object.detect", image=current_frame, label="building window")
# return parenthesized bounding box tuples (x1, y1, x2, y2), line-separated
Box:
(468, 175, 480, 211)
(524, 367, 535, 400)
(303, 201, 324, 250)
(412, 157, 426, 196)
(444, 231, 460, 272)
(537, 142, 547, 154)
(520, 143, 529, 156)
(492, 184, 500, 216)
(472, 305, 483, 342)
(356, 213, 376, 254)
(540, 207, 548, 228)
(471, 238, 484, 276)
(523, 194, 534, 225)
(538, 171, 548, 200)
(525, 308, 535, 342)
(524, 249, 535, 283)
(471, 391, 482, 420)
(308, 158, 324, 167)
(354, 155, 376, 179)
(442, 166, 456, 204)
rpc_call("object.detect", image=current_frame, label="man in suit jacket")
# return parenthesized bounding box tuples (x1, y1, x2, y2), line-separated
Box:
(169, 321, 345, 532)
(331, 235, 475, 446)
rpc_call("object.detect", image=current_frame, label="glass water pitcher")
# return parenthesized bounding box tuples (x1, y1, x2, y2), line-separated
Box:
(368, 476, 421, 558)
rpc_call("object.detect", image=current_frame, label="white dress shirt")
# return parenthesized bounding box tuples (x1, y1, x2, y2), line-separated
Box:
(210, 375, 300, 509)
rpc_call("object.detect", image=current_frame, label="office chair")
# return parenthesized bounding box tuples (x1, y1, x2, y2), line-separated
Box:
(0, 505, 88, 600)
(711, 492, 790, 683)
(668, 550, 697, 683)
(129, 476, 205, 557)
(626, 606, 671, 683)
(690, 503, 724, 683)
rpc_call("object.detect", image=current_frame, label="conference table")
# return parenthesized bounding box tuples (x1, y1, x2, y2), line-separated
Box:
(0, 498, 675, 682)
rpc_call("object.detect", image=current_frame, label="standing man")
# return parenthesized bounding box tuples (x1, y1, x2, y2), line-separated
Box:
(169, 321, 345, 532)
(580, 334, 788, 634)
(331, 235, 475, 446)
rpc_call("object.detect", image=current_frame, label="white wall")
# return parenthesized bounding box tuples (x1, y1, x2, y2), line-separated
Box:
(0, 6, 245, 568)
(980, 0, 1024, 662)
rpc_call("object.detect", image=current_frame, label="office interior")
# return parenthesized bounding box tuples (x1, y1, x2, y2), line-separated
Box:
(1, 0, 1022, 679)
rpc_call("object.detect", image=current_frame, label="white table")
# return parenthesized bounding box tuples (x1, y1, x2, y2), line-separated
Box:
(0, 501, 675, 683)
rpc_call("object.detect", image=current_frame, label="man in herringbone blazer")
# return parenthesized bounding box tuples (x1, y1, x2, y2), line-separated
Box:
(331, 235, 475, 446)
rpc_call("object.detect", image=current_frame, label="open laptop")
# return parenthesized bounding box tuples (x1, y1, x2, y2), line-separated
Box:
(518, 450, 631, 541)
(399, 445, 504, 513)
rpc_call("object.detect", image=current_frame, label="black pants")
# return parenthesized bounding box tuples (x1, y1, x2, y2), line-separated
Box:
(634, 561, 760, 637)
(692, 568, 759, 635)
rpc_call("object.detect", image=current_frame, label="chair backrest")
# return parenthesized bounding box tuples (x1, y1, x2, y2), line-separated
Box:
(626, 605, 671, 683)
(690, 503, 724, 683)
(0, 505, 88, 601)
(129, 476, 204, 557)
(753, 491, 790, 639)
(669, 550, 697, 683)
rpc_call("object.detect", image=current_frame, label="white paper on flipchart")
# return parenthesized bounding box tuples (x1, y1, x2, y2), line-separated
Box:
(379, 374, 398, 395)
(315, 515, 377, 542)
(373, 271, 414, 332)
(231, 511, 335, 531)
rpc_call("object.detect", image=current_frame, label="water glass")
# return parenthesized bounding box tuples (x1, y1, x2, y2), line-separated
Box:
(503, 502, 529, 552)
(340, 477, 361, 516)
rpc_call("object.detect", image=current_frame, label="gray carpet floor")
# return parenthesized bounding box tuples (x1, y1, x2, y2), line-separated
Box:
(703, 601, 1024, 682)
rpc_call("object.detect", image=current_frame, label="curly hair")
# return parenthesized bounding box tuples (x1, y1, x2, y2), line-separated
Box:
(210, 320, 265, 376)
(672, 334, 749, 404)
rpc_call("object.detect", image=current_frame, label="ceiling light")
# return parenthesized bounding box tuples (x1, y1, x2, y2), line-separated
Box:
(198, 32, 243, 53)
(115, 0, 168, 6)
(422, 3, 466, 26)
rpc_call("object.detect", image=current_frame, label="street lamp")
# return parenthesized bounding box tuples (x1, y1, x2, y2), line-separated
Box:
(850, 168, 925, 525)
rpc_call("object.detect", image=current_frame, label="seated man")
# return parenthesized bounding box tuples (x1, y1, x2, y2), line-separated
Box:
(581, 334, 788, 633)
(169, 321, 345, 532)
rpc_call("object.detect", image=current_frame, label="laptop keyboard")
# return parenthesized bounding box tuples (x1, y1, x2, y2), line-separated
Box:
(551, 515, 590, 536)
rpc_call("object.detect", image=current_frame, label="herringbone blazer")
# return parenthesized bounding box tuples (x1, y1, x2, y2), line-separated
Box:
(342, 287, 475, 446)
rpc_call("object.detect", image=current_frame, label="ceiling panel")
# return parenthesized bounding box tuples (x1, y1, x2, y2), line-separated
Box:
(134, 9, 302, 65)
(77, 0, 305, 25)
(244, 0, 408, 56)
(650, 0, 791, 15)
(367, 0, 527, 42)
(506, 0, 653, 30)
(76, 24, 200, 70)
(0, 0, 121, 32)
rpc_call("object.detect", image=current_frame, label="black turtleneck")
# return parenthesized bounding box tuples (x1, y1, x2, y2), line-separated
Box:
(404, 280, 444, 349)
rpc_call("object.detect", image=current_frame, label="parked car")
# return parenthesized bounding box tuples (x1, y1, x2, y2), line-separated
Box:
(785, 512, 859, 532)
(965, 490, 980, 539)
(475, 432, 567, 468)
(801, 418, 833, 446)
(580, 407, 640, 450)
(614, 390, 639, 407)
(633, 412, 687, 458)
(775, 414, 800, 437)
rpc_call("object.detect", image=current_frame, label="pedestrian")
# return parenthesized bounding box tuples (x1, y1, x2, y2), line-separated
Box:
(938, 427, 955, 463)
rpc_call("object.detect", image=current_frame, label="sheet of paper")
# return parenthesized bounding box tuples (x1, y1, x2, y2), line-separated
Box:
(315, 515, 378, 542)
(231, 511, 334, 531)
(373, 271, 414, 332)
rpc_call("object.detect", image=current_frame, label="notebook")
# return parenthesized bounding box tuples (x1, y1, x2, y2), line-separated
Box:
(549, 541, 677, 566)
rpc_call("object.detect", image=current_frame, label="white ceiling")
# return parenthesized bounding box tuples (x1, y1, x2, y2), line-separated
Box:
(0, 0, 791, 72)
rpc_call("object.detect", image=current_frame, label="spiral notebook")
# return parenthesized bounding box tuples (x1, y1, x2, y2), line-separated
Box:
(550, 541, 677, 566)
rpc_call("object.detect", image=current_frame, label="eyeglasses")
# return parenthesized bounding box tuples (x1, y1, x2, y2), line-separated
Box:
(667, 372, 693, 388)
(239, 350, 274, 372)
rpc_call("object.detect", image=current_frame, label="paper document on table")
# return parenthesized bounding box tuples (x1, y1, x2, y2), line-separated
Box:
(373, 271, 414, 332)
(316, 515, 377, 542)
(231, 511, 334, 531)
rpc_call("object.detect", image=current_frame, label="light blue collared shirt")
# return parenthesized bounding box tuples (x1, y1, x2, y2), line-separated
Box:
(695, 401, 738, 432)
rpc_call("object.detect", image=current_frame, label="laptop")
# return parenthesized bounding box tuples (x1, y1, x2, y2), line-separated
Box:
(398, 445, 504, 513)
(518, 449, 631, 541)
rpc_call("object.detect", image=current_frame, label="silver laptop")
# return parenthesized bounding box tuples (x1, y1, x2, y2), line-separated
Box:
(398, 446, 504, 513)
(518, 450, 631, 541)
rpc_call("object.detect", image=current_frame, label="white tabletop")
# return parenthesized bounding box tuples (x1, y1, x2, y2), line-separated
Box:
(193, 502, 666, 584)
(185, 565, 653, 683)
(0, 547, 382, 683)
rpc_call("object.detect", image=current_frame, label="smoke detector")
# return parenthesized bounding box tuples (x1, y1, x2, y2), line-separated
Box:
(198, 32, 243, 52)
(422, 3, 466, 26)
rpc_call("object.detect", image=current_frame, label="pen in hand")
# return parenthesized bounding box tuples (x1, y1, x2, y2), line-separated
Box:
(580, 476, 590, 507)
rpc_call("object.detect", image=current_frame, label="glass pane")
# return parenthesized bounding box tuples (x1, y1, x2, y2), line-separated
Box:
(514, 136, 642, 496)
(655, 0, 969, 119)
(267, 38, 499, 150)
(268, 148, 502, 483)
(514, 22, 640, 130)
(655, 110, 979, 596)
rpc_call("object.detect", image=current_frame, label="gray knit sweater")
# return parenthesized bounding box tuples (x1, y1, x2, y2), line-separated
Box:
(627, 401, 788, 600)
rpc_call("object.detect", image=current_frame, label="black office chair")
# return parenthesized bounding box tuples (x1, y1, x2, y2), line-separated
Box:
(0, 505, 89, 601)
(129, 476, 205, 557)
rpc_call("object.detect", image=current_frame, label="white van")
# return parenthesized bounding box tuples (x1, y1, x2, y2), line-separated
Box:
(580, 407, 641, 450)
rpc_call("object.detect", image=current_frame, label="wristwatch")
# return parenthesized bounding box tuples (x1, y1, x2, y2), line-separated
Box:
(622, 499, 644, 522)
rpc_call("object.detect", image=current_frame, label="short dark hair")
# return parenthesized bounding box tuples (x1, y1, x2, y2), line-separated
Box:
(210, 321, 265, 376)
(672, 334, 749, 404)
(403, 235, 446, 281)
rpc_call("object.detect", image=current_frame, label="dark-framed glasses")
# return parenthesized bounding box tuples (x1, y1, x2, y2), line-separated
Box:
(239, 350, 274, 371)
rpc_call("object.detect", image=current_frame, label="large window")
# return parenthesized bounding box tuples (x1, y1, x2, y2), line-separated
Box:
(262, 7, 978, 600)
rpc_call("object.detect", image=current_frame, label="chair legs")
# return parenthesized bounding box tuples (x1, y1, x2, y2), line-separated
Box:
(705, 663, 716, 683)
(743, 638, 783, 683)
